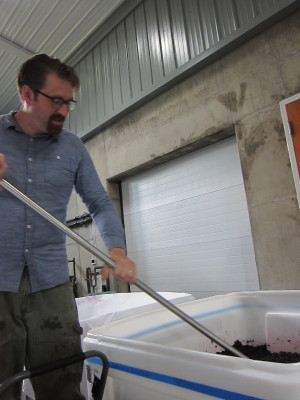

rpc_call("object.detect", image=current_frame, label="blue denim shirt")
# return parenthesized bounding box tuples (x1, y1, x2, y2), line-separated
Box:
(0, 113, 125, 292)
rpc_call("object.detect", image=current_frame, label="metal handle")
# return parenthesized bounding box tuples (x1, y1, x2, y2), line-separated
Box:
(0, 178, 247, 358)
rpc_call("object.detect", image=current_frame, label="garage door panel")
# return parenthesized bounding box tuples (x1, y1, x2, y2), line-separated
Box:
(125, 217, 253, 251)
(125, 183, 245, 223)
(128, 237, 255, 262)
(129, 239, 256, 265)
(127, 253, 258, 296)
(123, 142, 244, 214)
(124, 186, 247, 227)
(125, 227, 251, 250)
(125, 188, 250, 240)
(128, 238, 258, 297)
(129, 258, 257, 281)
(123, 177, 245, 213)
(122, 137, 259, 298)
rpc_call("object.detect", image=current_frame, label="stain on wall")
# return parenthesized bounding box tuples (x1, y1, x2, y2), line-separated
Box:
(218, 83, 247, 112)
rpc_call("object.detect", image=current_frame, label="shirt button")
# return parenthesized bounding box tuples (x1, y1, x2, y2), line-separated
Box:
(27, 225, 32, 229)
(28, 158, 33, 162)
(30, 138, 34, 142)
(25, 249, 29, 253)
(28, 178, 32, 183)
(56, 155, 61, 160)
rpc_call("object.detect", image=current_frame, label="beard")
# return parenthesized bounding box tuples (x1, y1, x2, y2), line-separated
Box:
(47, 114, 65, 136)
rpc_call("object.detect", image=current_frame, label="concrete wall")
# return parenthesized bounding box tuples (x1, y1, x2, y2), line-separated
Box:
(67, 10, 300, 297)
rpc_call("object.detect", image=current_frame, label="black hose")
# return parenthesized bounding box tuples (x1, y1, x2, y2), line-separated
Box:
(0, 350, 109, 400)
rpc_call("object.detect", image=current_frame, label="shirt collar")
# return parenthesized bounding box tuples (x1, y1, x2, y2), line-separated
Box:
(4, 111, 60, 141)
(1, 111, 18, 130)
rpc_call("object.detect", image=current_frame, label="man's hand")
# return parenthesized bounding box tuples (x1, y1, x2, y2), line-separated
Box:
(102, 247, 137, 285)
(0, 154, 8, 190)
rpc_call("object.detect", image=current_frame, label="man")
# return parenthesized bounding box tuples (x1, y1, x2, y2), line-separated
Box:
(0, 54, 136, 400)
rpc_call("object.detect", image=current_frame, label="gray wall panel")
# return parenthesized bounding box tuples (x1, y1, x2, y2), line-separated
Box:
(109, 30, 122, 111)
(75, 62, 84, 133)
(80, 57, 92, 130)
(214, 0, 239, 37)
(126, 13, 142, 97)
(93, 44, 105, 121)
(101, 38, 113, 116)
(183, 0, 205, 57)
(67, 0, 300, 139)
(156, 0, 176, 75)
(135, 3, 153, 90)
(116, 22, 132, 104)
(235, 0, 258, 23)
(170, 0, 189, 67)
(86, 52, 98, 125)
(145, 0, 164, 84)
(198, 0, 217, 48)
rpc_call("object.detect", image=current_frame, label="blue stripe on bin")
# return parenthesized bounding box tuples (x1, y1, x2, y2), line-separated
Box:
(125, 303, 300, 339)
(88, 357, 264, 400)
(125, 304, 261, 339)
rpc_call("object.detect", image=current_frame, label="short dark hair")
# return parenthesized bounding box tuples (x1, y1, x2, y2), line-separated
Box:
(17, 54, 80, 95)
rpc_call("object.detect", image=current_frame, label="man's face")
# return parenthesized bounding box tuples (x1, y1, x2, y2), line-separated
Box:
(32, 73, 75, 136)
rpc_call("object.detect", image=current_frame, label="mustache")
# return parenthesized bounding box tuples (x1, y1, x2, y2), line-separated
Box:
(50, 114, 65, 122)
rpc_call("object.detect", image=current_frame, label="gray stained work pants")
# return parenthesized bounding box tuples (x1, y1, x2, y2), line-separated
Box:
(0, 267, 84, 400)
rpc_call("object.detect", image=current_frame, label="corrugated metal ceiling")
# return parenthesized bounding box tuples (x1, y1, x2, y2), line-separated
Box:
(0, 0, 125, 115)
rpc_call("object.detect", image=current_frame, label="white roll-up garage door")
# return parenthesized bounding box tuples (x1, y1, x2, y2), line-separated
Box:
(122, 137, 259, 299)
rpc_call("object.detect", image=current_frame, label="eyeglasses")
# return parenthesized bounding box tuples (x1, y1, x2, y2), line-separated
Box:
(34, 89, 77, 111)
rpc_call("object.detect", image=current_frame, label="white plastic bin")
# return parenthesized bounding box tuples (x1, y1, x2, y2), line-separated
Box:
(84, 290, 300, 400)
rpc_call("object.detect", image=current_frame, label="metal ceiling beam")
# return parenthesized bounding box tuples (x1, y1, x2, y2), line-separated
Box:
(0, 35, 34, 59)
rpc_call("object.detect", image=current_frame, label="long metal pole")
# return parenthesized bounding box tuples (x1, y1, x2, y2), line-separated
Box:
(0, 178, 247, 358)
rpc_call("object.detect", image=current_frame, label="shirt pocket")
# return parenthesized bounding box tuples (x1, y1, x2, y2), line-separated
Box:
(43, 154, 76, 187)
